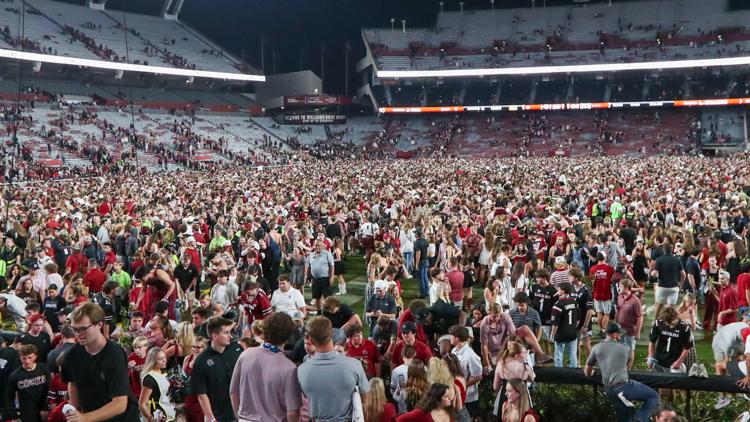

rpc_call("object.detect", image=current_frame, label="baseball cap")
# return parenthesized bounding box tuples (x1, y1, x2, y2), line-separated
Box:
(605, 322, 622, 335)
(401, 321, 417, 334)
(374, 280, 389, 291)
(719, 270, 731, 279)
(554, 256, 567, 267)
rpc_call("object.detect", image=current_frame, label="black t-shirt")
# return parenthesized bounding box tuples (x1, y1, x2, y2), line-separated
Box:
(0, 347, 21, 415)
(60, 341, 139, 421)
(570, 284, 593, 330)
(7, 363, 49, 422)
(530, 283, 558, 324)
(655, 254, 683, 288)
(648, 320, 693, 367)
(94, 293, 117, 332)
(620, 227, 637, 254)
(323, 304, 355, 329)
(43, 296, 67, 333)
(550, 297, 579, 343)
(684, 257, 702, 291)
(18, 332, 51, 364)
(191, 342, 243, 422)
(142, 373, 168, 415)
(414, 238, 429, 261)
(174, 264, 200, 291)
(427, 300, 460, 336)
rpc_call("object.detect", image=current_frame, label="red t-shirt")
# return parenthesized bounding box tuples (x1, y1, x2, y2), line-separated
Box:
(447, 270, 465, 302)
(84, 268, 107, 293)
(590, 263, 615, 301)
(390, 340, 432, 367)
(346, 339, 380, 378)
(719, 284, 739, 326)
(65, 253, 88, 275)
(737, 273, 750, 308)
(237, 290, 273, 325)
(127, 353, 145, 396)
(47, 400, 69, 422)
(397, 310, 427, 343)
(48, 372, 67, 408)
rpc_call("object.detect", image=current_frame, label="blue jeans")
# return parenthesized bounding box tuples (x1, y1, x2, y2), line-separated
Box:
(419, 260, 430, 297)
(402, 251, 414, 274)
(554, 339, 578, 368)
(605, 380, 659, 422)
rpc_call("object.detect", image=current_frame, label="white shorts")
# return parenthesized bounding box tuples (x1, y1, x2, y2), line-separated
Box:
(655, 286, 679, 305)
(594, 299, 612, 314)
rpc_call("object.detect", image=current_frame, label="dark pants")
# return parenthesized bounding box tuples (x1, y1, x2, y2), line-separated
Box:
(605, 380, 659, 422)
(312, 277, 331, 300)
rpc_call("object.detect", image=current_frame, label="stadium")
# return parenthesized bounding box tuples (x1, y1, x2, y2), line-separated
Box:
(0, 0, 748, 421)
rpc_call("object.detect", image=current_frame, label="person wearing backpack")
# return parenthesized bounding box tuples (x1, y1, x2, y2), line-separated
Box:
(260, 236, 282, 293)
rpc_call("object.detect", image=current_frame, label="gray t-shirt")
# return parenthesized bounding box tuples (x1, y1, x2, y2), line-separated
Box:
(298, 351, 370, 420)
(307, 250, 334, 278)
(712, 322, 747, 353)
(586, 339, 630, 388)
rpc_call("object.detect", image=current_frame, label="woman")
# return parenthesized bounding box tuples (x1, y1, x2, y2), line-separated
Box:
(182, 337, 207, 422)
(502, 378, 539, 422)
(135, 253, 176, 321)
(15, 277, 42, 306)
(443, 354, 468, 422)
(483, 276, 507, 312)
(397, 383, 455, 422)
(164, 321, 194, 365)
(364, 377, 397, 422)
(146, 315, 175, 348)
(139, 347, 176, 421)
(631, 240, 650, 291)
(404, 361, 430, 412)
(333, 238, 347, 295)
(460, 256, 476, 312)
(494, 341, 536, 416)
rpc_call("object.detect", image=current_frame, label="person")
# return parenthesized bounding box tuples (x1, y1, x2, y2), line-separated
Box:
(446, 257, 465, 308)
(7, 344, 50, 422)
(414, 228, 430, 299)
(647, 306, 692, 373)
(322, 296, 362, 331)
(135, 254, 177, 322)
(298, 316, 370, 421)
(305, 240, 335, 312)
(391, 344, 416, 414)
(590, 253, 615, 336)
(712, 319, 750, 409)
(391, 321, 433, 367)
(366, 280, 398, 334)
(508, 292, 542, 342)
(493, 341, 535, 417)
(480, 303, 516, 371)
(94, 281, 120, 338)
(653, 244, 686, 320)
(396, 383, 455, 422)
(364, 377, 397, 422)
(550, 282, 580, 368)
(0, 336, 21, 421)
(42, 285, 67, 334)
(346, 323, 381, 378)
(569, 267, 594, 365)
(529, 269, 557, 349)
(271, 275, 306, 318)
(585, 322, 658, 422)
(183, 337, 207, 422)
(653, 404, 678, 422)
(210, 270, 239, 311)
(449, 325, 482, 417)
(60, 302, 139, 421)
(614, 278, 643, 370)
(404, 361, 430, 413)
(138, 347, 176, 422)
(230, 312, 302, 422)
(191, 317, 243, 422)
(17, 314, 52, 364)
(234, 281, 273, 334)
(46, 326, 76, 371)
(501, 378, 539, 422)
(333, 238, 348, 295)
(715, 270, 739, 328)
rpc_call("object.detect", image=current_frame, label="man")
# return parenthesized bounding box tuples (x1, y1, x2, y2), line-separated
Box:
(192, 308, 210, 339)
(570, 267, 595, 365)
(590, 252, 615, 335)
(390, 321, 432, 366)
(550, 282, 580, 368)
(174, 254, 200, 301)
(7, 344, 50, 422)
(449, 325, 483, 417)
(654, 404, 678, 422)
(715, 270, 739, 328)
(60, 302, 139, 421)
(47, 326, 76, 371)
(550, 256, 571, 289)
(0, 294, 28, 331)
(271, 274, 306, 318)
(192, 317, 243, 422)
(298, 316, 370, 421)
(509, 292, 542, 339)
(321, 297, 361, 331)
(390, 345, 415, 414)
(414, 228, 430, 298)
(210, 269, 239, 310)
(480, 303, 516, 371)
(365, 280, 397, 334)
(94, 281, 119, 338)
(345, 323, 380, 378)
(615, 278, 643, 370)
(585, 322, 659, 422)
(83, 259, 106, 295)
(43, 285, 66, 333)
(653, 243, 686, 320)
(17, 314, 52, 364)
(683, 248, 702, 294)
(446, 257, 465, 308)
(529, 269, 558, 349)
(64, 244, 88, 277)
(712, 320, 750, 381)
(305, 240, 335, 312)
(230, 312, 301, 422)
(0, 237, 21, 289)
(648, 305, 692, 374)
(0, 336, 21, 421)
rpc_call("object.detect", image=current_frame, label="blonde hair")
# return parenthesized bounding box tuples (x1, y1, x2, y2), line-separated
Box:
(364, 377, 386, 422)
(141, 347, 165, 380)
(132, 336, 149, 349)
(506, 378, 532, 416)
(175, 321, 195, 354)
(427, 357, 453, 386)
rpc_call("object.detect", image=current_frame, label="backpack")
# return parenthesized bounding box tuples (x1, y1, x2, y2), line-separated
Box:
(268, 237, 282, 266)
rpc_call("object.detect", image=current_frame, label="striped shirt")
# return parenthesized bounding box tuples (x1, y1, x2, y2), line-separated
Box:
(508, 307, 542, 333)
(550, 269, 572, 289)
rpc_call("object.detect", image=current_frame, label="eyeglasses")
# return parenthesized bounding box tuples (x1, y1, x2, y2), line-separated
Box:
(71, 324, 95, 334)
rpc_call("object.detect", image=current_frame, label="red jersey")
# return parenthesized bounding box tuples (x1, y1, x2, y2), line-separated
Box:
(738, 273, 750, 308)
(48, 372, 67, 408)
(718, 284, 739, 326)
(346, 339, 380, 378)
(390, 340, 432, 367)
(236, 290, 273, 325)
(84, 268, 107, 293)
(590, 263, 615, 301)
(127, 353, 146, 396)
(65, 253, 88, 275)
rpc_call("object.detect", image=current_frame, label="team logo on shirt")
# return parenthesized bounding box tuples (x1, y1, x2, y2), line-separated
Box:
(206, 359, 214, 366)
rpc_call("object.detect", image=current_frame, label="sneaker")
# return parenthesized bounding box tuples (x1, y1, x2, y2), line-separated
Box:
(715, 397, 732, 410)
(334, 291, 344, 296)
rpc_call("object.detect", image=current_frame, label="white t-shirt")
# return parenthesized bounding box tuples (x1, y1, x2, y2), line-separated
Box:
(390, 363, 409, 414)
(713, 322, 747, 352)
(271, 287, 305, 315)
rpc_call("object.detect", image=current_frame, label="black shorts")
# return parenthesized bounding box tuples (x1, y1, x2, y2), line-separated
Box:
(311, 277, 331, 299)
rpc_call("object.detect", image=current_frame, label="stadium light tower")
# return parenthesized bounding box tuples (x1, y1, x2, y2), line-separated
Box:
(402, 20, 406, 33)
(490, 0, 494, 12)
(460, 2, 464, 13)
(440, 1, 444, 12)
(390, 18, 395, 32)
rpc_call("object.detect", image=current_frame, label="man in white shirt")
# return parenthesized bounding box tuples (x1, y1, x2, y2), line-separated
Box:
(390, 344, 416, 414)
(449, 325, 483, 417)
(271, 275, 306, 318)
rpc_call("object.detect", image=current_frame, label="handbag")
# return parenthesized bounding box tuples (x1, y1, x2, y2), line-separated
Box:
(352, 386, 365, 422)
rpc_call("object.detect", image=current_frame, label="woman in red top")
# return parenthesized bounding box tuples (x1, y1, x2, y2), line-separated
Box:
(397, 383, 454, 422)
(135, 253, 176, 321)
(364, 377, 396, 422)
(182, 337, 207, 422)
(502, 378, 539, 422)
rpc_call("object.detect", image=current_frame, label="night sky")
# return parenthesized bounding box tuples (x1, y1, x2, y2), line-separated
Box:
(59, 0, 675, 94)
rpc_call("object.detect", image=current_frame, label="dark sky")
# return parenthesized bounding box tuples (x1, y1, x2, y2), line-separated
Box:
(61, 0, 677, 94)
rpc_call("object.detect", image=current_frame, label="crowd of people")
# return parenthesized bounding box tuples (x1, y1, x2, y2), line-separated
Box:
(0, 154, 745, 422)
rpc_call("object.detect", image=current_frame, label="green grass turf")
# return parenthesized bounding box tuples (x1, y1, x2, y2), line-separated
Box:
(297, 255, 715, 368)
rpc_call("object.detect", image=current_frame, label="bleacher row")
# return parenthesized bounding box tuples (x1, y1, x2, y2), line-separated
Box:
(0, 0, 250, 74)
(364, 0, 750, 71)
